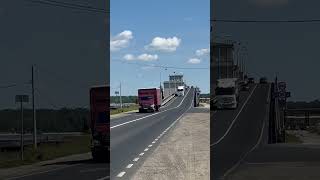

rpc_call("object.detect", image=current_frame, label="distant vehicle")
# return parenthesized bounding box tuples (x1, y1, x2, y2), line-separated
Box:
(138, 88, 162, 112)
(260, 77, 268, 84)
(176, 86, 185, 96)
(90, 85, 109, 162)
(248, 77, 255, 84)
(213, 78, 239, 109)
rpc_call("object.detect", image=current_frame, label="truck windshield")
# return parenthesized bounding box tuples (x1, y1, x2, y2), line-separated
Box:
(216, 87, 235, 95)
(177, 89, 183, 91)
(140, 96, 153, 101)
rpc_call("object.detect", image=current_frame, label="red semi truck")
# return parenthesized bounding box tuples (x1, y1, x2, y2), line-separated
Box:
(138, 88, 162, 113)
(90, 85, 109, 161)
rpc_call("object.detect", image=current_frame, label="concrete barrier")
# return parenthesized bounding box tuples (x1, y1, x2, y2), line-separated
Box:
(161, 94, 175, 106)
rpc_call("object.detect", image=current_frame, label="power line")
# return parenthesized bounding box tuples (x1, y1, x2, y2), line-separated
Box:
(113, 60, 209, 70)
(25, 0, 109, 14)
(211, 19, 320, 23)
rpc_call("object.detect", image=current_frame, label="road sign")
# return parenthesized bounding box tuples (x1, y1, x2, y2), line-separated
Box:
(115, 91, 119, 95)
(15, 95, 29, 103)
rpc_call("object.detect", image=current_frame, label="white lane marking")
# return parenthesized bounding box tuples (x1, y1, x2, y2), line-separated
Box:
(222, 113, 266, 179)
(139, 152, 144, 156)
(152, 141, 156, 144)
(110, 88, 191, 129)
(96, 176, 110, 180)
(126, 164, 133, 168)
(116, 171, 126, 177)
(211, 84, 258, 146)
(133, 157, 139, 162)
(148, 144, 152, 147)
(6, 164, 80, 180)
(114, 89, 195, 179)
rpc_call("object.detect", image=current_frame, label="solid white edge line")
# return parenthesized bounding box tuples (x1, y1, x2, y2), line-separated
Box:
(111, 88, 191, 129)
(222, 114, 266, 179)
(115, 89, 195, 179)
(221, 84, 270, 179)
(211, 84, 258, 146)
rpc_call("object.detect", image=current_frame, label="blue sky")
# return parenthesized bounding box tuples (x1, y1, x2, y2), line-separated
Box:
(110, 0, 210, 96)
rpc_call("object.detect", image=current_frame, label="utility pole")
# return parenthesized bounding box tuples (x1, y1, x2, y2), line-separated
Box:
(119, 82, 122, 109)
(32, 65, 37, 149)
(20, 100, 24, 160)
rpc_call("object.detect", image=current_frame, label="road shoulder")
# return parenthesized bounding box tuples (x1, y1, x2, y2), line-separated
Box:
(131, 107, 210, 180)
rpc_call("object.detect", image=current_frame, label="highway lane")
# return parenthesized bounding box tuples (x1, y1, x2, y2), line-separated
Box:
(110, 95, 181, 128)
(211, 84, 256, 143)
(211, 84, 270, 180)
(110, 88, 195, 179)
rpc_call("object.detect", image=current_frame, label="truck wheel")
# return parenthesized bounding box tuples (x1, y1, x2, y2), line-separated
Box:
(139, 108, 142, 113)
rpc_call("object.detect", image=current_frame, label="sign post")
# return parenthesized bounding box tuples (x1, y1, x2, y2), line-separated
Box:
(15, 95, 29, 161)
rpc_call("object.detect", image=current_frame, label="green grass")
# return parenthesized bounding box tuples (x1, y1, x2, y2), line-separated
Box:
(111, 105, 138, 115)
(0, 135, 91, 168)
(285, 132, 303, 143)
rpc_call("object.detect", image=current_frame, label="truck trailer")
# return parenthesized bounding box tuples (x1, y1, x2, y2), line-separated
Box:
(138, 88, 162, 113)
(90, 85, 109, 162)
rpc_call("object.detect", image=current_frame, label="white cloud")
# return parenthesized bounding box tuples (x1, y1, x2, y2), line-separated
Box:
(196, 48, 210, 56)
(110, 30, 133, 51)
(137, 54, 158, 61)
(123, 54, 135, 61)
(145, 36, 181, 52)
(188, 58, 201, 64)
(123, 53, 158, 61)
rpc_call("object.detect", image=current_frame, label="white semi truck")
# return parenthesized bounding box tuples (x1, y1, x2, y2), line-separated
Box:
(176, 86, 185, 96)
(213, 78, 239, 109)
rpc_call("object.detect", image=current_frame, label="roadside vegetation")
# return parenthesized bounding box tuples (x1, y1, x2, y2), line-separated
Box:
(0, 108, 89, 133)
(0, 134, 91, 168)
(111, 105, 138, 115)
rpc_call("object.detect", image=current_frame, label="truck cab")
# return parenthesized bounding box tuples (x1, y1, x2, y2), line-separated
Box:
(214, 78, 239, 109)
(176, 86, 185, 96)
(138, 88, 162, 113)
(90, 86, 109, 162)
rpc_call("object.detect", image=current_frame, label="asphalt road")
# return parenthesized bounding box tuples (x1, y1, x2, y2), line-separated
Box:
(211, 83, 270, 180)
(110, 87, 195, 179)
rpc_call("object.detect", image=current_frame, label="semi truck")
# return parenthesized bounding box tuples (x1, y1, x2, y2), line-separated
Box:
(90, 85, 109, 162)
(213, 78, 239, 109)
(138, 88, 162, 112)
(176, 86, 185, 96)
